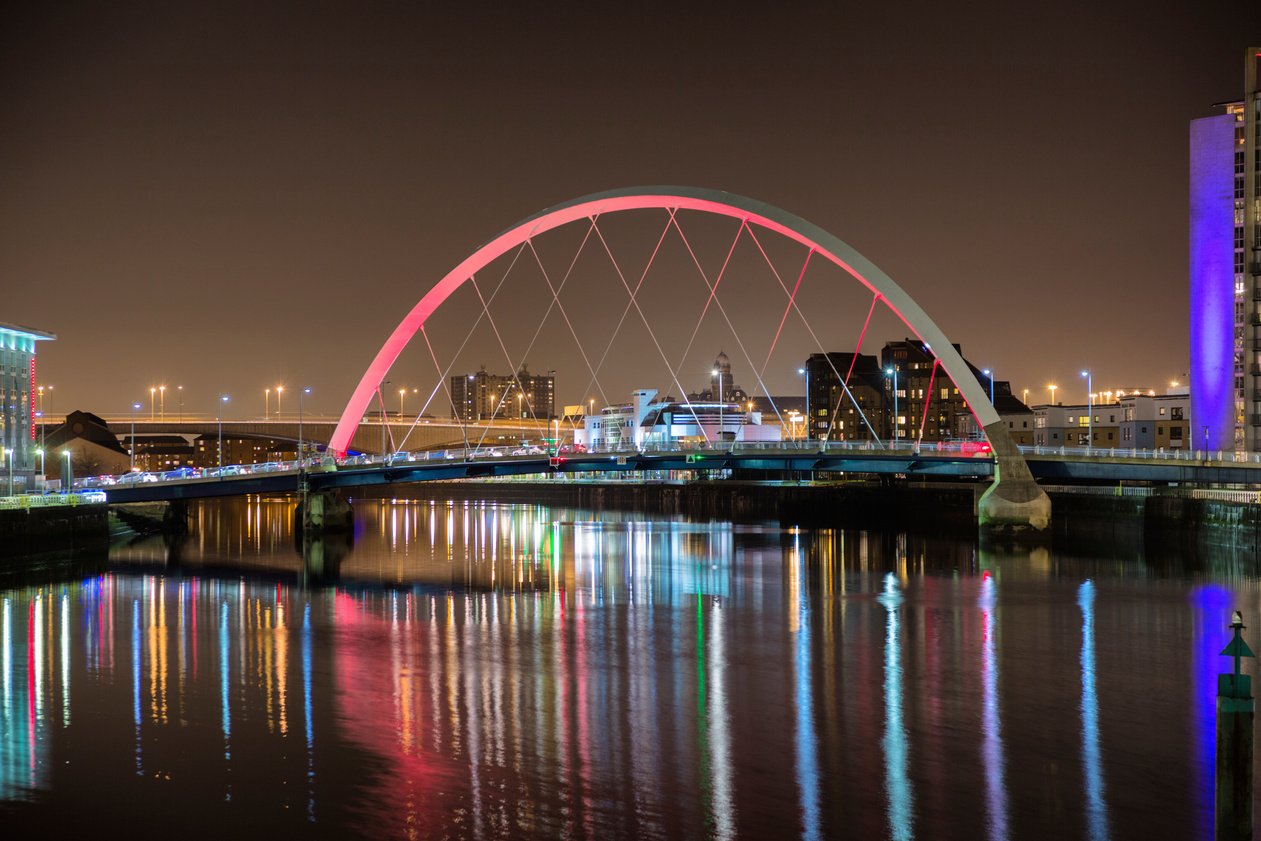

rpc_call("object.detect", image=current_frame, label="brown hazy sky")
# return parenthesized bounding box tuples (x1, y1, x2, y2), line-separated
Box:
(3, 2, 1258, 419)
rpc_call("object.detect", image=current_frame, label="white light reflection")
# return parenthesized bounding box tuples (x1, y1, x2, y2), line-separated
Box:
(303, 602, 315, 821)
(220, 599, 232, 801)
(60, 594, 69, 727)
(878, 572, 913, 841)
(710, 597, 735, 840)
(791, 534, 821, 841)
(1078, 580, 1109, 840)
(131, 599, 142, 776)
(978, 573, 1008, 840)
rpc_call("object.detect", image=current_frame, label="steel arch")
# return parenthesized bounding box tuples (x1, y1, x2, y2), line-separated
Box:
(329, 186, 998, 455)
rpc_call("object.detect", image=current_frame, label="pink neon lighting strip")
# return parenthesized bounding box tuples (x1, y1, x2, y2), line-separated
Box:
(328, 191, 992, 455)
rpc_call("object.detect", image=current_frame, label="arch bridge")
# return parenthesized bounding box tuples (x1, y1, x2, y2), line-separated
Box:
(327, 187, 1048, 532)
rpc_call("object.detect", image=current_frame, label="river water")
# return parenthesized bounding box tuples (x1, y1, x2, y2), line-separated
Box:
(0, 495, 1254, 839)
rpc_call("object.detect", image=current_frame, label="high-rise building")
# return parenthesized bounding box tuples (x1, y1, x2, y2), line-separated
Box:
(1191, 48, 1261, 451)
(450, 365, 555, 421)
(0, 321, 55, 481)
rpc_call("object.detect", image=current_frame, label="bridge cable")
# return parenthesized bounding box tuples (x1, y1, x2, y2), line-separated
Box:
(575, 211, 679, 435)
(917, 359, 941, 452)
(672, 214, 843, 445)
(823, 292, 881, 443)
(592, 214, 719, 447)
(758, 247, 814, 414)
(742, 223, 884, 444)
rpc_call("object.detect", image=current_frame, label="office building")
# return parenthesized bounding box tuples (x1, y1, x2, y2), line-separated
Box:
(1191, 48, 1261, 450)
(0, 321, 55, 485)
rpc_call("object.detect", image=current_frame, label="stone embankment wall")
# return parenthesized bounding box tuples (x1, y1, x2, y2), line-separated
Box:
(0, 504, 110, 560)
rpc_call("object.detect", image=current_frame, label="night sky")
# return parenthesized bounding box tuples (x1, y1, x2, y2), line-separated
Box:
(2, 2, 1257, 419)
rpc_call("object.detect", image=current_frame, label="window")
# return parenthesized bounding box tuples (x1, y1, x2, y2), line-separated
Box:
(940, 387, 950, 400)
(1159, 407, 1166, 416)
(1171, 407, 1184, 420)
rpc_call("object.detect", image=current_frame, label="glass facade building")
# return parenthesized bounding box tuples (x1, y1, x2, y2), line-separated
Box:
(0, 321, 55, 478)
(1191, 49, 1261, 450)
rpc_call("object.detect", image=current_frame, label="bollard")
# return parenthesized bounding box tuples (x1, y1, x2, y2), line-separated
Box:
(1217, 611, 1254, 841)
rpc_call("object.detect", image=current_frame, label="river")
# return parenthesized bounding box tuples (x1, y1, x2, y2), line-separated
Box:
(0, 494, 1253, 839)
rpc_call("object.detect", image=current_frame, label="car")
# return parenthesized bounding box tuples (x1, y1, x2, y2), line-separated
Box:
(116, 471, 157, 485)
(557, 443, 587, 454)
(215, 465, 245, 477)
(163, 467, 200, 480)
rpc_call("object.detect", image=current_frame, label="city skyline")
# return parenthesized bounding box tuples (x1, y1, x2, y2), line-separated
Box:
(2, 4, 1257, 418)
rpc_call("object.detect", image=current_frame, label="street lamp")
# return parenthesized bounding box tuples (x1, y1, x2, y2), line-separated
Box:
(130, 401, 142, 471)
(217, 394, 230, 468)
(1022, 388, 1029, 406)
(159, 385, 166, 420)
(150, 387, 156, 420)
(61, 450, 71, 490)
(982, 368, 995, 405)
(298, 387, 312, 467)
(265, 387, 271, 420)
(1080, 370, 1092, 450)
(4, 448, 12, 496)
(178, 385, 184, 423)
(275, 385, 284, 418)
(399, 387, 407, 418)
(885, 367, 900, 444)
(713, 368, 724, 445)
(1048, 384, 1058, 405)
(799, 367, 809, 442)
(35, 448, 44, 479)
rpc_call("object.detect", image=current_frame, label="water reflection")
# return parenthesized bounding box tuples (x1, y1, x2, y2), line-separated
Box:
(0, 499, 1254, 838)
(1078, 580, 1110, 840)
(979, 572, 1009, 841)
(878, 572, 913, 841)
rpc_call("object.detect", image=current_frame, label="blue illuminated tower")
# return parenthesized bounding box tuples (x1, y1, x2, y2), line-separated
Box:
(1191, 49, 1261, 451)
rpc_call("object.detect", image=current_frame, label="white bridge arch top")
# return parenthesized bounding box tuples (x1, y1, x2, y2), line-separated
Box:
(329, 186, 998, 455)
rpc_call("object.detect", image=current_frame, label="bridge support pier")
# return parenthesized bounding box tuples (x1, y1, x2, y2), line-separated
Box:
(977, 420, 1051, 535)
(296, 489, 354, 536)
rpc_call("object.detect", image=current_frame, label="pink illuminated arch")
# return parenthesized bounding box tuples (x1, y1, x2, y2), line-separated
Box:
(329, 186, 999, 455)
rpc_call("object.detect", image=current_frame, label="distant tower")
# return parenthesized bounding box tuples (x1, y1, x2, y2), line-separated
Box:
(711, 351, 732, 402)
(1191, 48, 1261, 451)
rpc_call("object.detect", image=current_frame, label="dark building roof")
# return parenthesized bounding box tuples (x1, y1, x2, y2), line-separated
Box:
(42, 410, 128, 455)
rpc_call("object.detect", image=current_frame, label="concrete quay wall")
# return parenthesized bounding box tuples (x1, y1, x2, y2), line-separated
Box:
(0, 504, 110, 560)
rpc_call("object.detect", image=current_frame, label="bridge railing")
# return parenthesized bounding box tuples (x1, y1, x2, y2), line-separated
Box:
(0, 490, 107, 509)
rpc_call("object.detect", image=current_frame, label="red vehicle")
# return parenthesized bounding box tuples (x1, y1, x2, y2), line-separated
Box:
(557, 443, 587, 454)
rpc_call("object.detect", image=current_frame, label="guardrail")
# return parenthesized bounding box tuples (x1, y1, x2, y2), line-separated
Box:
(0, 491, 107, 510)
(1040, 485, 1261, 504)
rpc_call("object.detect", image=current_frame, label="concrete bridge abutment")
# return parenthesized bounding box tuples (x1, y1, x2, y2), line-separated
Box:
(296, 489, 354, 536)
(977, 420, 1051, 535)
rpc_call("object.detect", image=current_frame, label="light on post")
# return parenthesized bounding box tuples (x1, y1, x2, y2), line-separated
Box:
(130, 401, 142, 472)
(885, 367, 899, 444)
(218, 394, 230, 468)
(1080, 370, 1092, 451)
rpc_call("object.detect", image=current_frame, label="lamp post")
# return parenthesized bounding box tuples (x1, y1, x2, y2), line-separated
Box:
(265, 387, 271, 420)
(982, 368, 995, 405)
(885, 367, 899, 445)
(35, 448, 44, 479)
(38, 385, 46, 455)
(713, 368, 724, 445)
(399, 387, 407, 418)
(149, 387, 156, 420)
(1080, 370, 1092, 451)
(275, 385, 284, 418)
(1022, 388, 1029, 406)
(217, 394, 230, 468)
(178, 385, 184, 423)
(4, 448, 12, 496)
(61, 449, 71, 490)
(298, 387, 311, 466)
(1048, 384, 1058, 405)
(130, 401, 141, 471)
(159, 385, 166, 420)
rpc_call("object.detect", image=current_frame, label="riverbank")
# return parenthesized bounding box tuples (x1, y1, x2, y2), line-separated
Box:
(0, 501, 111, 561)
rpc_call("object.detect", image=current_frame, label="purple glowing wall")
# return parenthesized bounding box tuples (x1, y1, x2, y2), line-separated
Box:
(1189, 115, 1236, 451)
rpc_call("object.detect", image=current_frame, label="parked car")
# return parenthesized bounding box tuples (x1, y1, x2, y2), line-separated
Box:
(163, 467, 200, 480)
(117, 472, 159, 484)
(557, 443, 587, 454)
